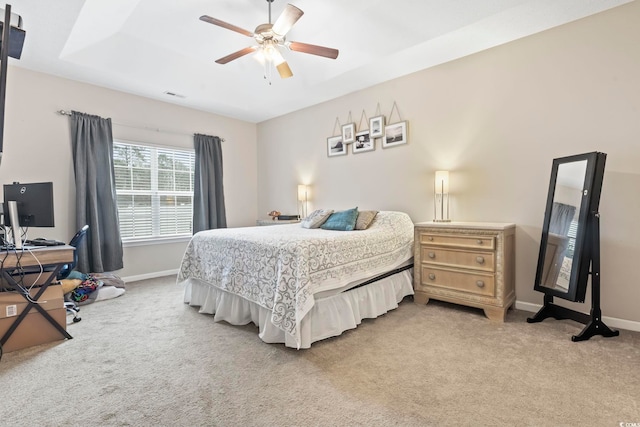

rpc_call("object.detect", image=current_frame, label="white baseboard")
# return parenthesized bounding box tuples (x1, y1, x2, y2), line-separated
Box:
(515, 300, 640, 333)
(514, 301, 542, 313)
(122, 269, 178, 283)
(112, 278, 640, 333)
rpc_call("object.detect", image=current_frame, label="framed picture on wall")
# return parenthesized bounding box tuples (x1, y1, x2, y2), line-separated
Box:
(382, 121, 408, 148)
(369, 115, 385, 138)
(341, 123, 355, 144)
(353, 130, 374, 154)
(327, 135, 347, 157)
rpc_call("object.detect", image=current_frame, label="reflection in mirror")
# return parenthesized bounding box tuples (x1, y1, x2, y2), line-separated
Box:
(539, 160, 586, 293)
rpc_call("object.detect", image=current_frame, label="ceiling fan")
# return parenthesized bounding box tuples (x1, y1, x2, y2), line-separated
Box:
(200, 0, 339, 80)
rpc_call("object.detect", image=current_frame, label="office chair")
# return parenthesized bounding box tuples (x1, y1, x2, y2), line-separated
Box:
(58, 225, 89, 280)
(61, 225, 89, 323)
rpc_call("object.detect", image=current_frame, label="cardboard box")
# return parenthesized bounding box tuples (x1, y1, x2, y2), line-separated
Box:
(0, 285, 67, 353)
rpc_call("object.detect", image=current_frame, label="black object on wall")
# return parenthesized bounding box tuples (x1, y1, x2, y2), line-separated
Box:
(527, 151, 619, 341)
(0, 7, 24, 59)
(0, 4, 26, 165)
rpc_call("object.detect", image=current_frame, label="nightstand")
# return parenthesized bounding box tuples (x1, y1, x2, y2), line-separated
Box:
(413, 221, 516, 321)
(256, 219, 300, 226)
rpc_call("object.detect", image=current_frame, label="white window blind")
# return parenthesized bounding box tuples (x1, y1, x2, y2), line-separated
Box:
(114, 141, 195, 240)
(566, 219, 579, 258)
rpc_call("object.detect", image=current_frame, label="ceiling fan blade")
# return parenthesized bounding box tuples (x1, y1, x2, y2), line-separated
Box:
(215, 46, 258, 64)
(272, 4, 304, 36)
(288, 41, 339, 59)
(200, 15, 253, 37)
(276, 61, 293, 79)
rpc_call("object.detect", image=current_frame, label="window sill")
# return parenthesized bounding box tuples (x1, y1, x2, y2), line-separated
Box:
(122, 235, 192, 248)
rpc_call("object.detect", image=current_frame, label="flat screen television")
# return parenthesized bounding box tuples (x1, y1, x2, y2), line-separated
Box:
(2, 182, 55, 227)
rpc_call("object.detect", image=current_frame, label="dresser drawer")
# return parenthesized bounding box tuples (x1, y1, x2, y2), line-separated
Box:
(419, 232, 495, 250)
(419, 265, 495, 297)
(420, 247, 495, 272)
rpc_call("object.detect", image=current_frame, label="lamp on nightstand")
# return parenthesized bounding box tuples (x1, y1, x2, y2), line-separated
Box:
(298, 184, 308, 219)
(434, 171, 450, 222)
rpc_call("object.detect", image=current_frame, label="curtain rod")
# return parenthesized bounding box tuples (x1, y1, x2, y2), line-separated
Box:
(56, 110, 225, 141)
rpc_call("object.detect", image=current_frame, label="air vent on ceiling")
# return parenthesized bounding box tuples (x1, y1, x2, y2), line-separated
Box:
(163, 91, 186, 99)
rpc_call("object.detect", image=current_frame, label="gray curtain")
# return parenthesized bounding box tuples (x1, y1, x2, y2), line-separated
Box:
(193, 133, 226, 233)
(549, 202, 576, 236)
(70, 111, 124, 273)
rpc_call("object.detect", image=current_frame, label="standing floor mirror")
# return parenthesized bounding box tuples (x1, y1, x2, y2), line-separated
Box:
(527, 151, 619, 341)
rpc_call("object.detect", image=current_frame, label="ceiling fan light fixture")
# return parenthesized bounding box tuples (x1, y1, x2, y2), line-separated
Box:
(264, 42, 285, 65)
(254, 48, 266, 65)
(259, 42, 292, 79)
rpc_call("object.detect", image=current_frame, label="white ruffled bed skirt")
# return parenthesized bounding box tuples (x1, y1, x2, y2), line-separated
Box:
(182, 268, 414, 349)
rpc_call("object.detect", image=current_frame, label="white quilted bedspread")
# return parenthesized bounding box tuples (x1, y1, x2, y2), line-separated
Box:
(177, 211, 414, 346)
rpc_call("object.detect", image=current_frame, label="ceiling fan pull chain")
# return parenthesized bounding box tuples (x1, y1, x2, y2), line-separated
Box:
(358, 109, 369, 131)
(263, 56, 273, 85)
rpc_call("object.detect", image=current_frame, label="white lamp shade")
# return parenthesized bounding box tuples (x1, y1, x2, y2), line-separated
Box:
(297, 185, 308, 201)
(434, 171, 449, 194)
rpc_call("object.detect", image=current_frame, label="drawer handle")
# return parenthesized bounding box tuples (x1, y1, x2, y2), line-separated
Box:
(477, 239, 483, 245)
(428, 273, 436, 280)
(428, 236, 434, 241)
(476, 256, 485, 264)
(476, 280, 485, 288)
(428, 252, 436, 259)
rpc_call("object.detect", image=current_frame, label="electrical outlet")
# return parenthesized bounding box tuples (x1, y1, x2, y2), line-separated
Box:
(6, 304, 17, 317)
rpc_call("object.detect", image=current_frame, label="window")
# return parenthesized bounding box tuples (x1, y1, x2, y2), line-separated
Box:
(565, 218, 579, 259)
(113, 141, 195, 240)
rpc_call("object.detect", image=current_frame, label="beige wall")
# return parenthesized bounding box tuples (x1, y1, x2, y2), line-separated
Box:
(257, 2, 640, 324)
(1, 67, 258, 279)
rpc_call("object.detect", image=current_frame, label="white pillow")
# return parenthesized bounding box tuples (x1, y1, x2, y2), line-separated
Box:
(301, 209, 334, 229)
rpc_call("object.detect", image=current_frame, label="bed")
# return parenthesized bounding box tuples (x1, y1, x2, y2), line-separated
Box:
(177, 210, 414, 348)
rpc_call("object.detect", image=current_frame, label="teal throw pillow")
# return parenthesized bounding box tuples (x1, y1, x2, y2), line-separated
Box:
(321, 207, 359, 231)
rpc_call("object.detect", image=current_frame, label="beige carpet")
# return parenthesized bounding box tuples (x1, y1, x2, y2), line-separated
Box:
(1, 275, 638, 427)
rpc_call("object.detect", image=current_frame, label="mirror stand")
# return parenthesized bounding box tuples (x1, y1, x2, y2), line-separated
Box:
(527, 212, 619, 341)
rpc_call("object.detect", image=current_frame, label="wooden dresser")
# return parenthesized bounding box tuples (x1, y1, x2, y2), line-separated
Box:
(413, 222, 516, 321)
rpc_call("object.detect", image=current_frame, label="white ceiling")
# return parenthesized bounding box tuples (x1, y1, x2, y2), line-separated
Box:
(5, 0, 632, 123)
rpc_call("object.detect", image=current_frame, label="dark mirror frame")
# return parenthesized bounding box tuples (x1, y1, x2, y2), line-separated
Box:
(533, 151, 606, 302)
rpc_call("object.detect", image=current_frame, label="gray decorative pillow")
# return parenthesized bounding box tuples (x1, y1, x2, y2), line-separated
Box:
(355, 210, 379, 230)
(301, 209, 334, 229)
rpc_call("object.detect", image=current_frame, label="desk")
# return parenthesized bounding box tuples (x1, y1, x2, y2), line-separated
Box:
(0, 245, 75, 349)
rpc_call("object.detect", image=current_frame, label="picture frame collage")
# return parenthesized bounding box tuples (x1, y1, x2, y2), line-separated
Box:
(327, 111, 408, 157)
